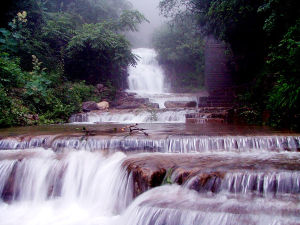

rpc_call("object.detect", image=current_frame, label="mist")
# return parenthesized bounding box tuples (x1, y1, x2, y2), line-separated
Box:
(127, 0, 165, 48)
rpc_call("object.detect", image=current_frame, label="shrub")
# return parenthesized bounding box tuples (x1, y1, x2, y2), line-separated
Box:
(0, 53, 26, 89)
(267, 77, 300, 129)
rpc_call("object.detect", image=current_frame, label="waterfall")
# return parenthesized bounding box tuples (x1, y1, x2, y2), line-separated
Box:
(118, 185, 300, 225)
(70, 109, 197, 124)
(1, 135, 299, 152)
(126, 48, 198, 109)
(0, 150, 134, 225)
(128, 48, 165, 94)
(1, 135, 300, 224)
(0, 151, 132, 207)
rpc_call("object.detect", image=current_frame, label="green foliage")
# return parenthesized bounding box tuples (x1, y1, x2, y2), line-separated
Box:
(66, 23, 136, 85)
(0, 28, 19, 53)
(0, 85, 13, 127)
(153, 16, 205, 91)
(0, 0, 148, 127)
(267, 77, 300, 129)
(159, 0, 300, 130)
(0, 52, 100, 127)
(0, 53, 26, 88)
(162, 168, 174, 185)
(0, 83, 31, 127)
(1, 0, 146, 81)
(117, 10, 149, 32)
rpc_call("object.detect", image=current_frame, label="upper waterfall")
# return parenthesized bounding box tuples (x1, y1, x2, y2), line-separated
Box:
(128, 48, 165, 94)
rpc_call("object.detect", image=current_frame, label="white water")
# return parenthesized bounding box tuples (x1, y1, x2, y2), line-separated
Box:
(68, 48, 200, 124)
(1, 135, 300, 152)
(77, 109, 197, 124)
(119, 185, 300, 225)
(1, 146, 300, 224)
(127, 48, 199, 108)
(0, 150, 133, 225)
(128, 48, 165, 94)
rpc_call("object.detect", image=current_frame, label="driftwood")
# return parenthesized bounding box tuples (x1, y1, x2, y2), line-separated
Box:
(80, 127, 97, 140)
(123, 124, 149, 136)
(79, 124, 148, 140)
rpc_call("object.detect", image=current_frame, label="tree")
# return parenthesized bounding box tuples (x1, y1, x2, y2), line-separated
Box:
(65, 23, 137, 86)
(159, 0, 300, 129)
(153, 14, 205, 90)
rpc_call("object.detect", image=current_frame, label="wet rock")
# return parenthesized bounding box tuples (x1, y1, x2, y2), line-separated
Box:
(82, 101, 99, 112)
(111, 90, 159, 109)
(1, 164, 17, 202)
(124, 160, 167, 197)
(164, 101, 197, 108)
(186, 118, 225, 124)
(186, 108, 230, 124)
(172, 168, 200, 185)
(188, 172, 225, 193)
(114, 98, 152, 109)
(123, 153, 300, 197)
(97, 101, 109, 110)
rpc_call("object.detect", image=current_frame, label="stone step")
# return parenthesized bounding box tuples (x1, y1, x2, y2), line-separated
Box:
(199, 96, 235, 100)
(198, 103, 235, 107)
(199, 99, 233, 104)
(186, 118, 225, 124)
(186, 112, 228, 119)
(197, 107, 232, 112)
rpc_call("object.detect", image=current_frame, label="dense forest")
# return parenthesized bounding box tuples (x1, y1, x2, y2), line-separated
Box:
(155, 0, 299, 130)
(0, 0, 147, 127)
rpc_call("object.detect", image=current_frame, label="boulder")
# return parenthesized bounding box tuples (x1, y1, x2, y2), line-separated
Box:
(82, 101, 99, 112)
(164, 101, 197, 108)
(114, 97, 152, 109)
(97, 101, 109, 110)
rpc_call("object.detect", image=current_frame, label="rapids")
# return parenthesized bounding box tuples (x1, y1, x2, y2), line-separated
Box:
(0, 145, 300, 225)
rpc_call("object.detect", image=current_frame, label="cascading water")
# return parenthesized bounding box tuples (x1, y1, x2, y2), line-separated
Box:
(67, 48, 200, 124)
(0, 132, 300, 224)
(1, 47, 300, 225)
(0, 150, 133, 225)
(128, 48, 165, 94)
(126, 48, 199, 110)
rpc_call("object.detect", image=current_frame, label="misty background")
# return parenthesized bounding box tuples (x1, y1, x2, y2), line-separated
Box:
(127, 0, 165, 47)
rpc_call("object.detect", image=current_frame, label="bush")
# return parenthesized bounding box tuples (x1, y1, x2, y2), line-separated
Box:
(153, 19, 205, 91)
(0, 53, 26, 89)
(267, 77, 300, 129)
(0, 54, 103, 127)
(65, 23, 136, 85)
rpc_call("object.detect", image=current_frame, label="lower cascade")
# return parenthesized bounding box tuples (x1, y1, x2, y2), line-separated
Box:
(0, 132, 300, 225)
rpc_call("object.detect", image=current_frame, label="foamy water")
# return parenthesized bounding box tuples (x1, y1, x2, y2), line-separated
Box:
(127, 48, 199, 108)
